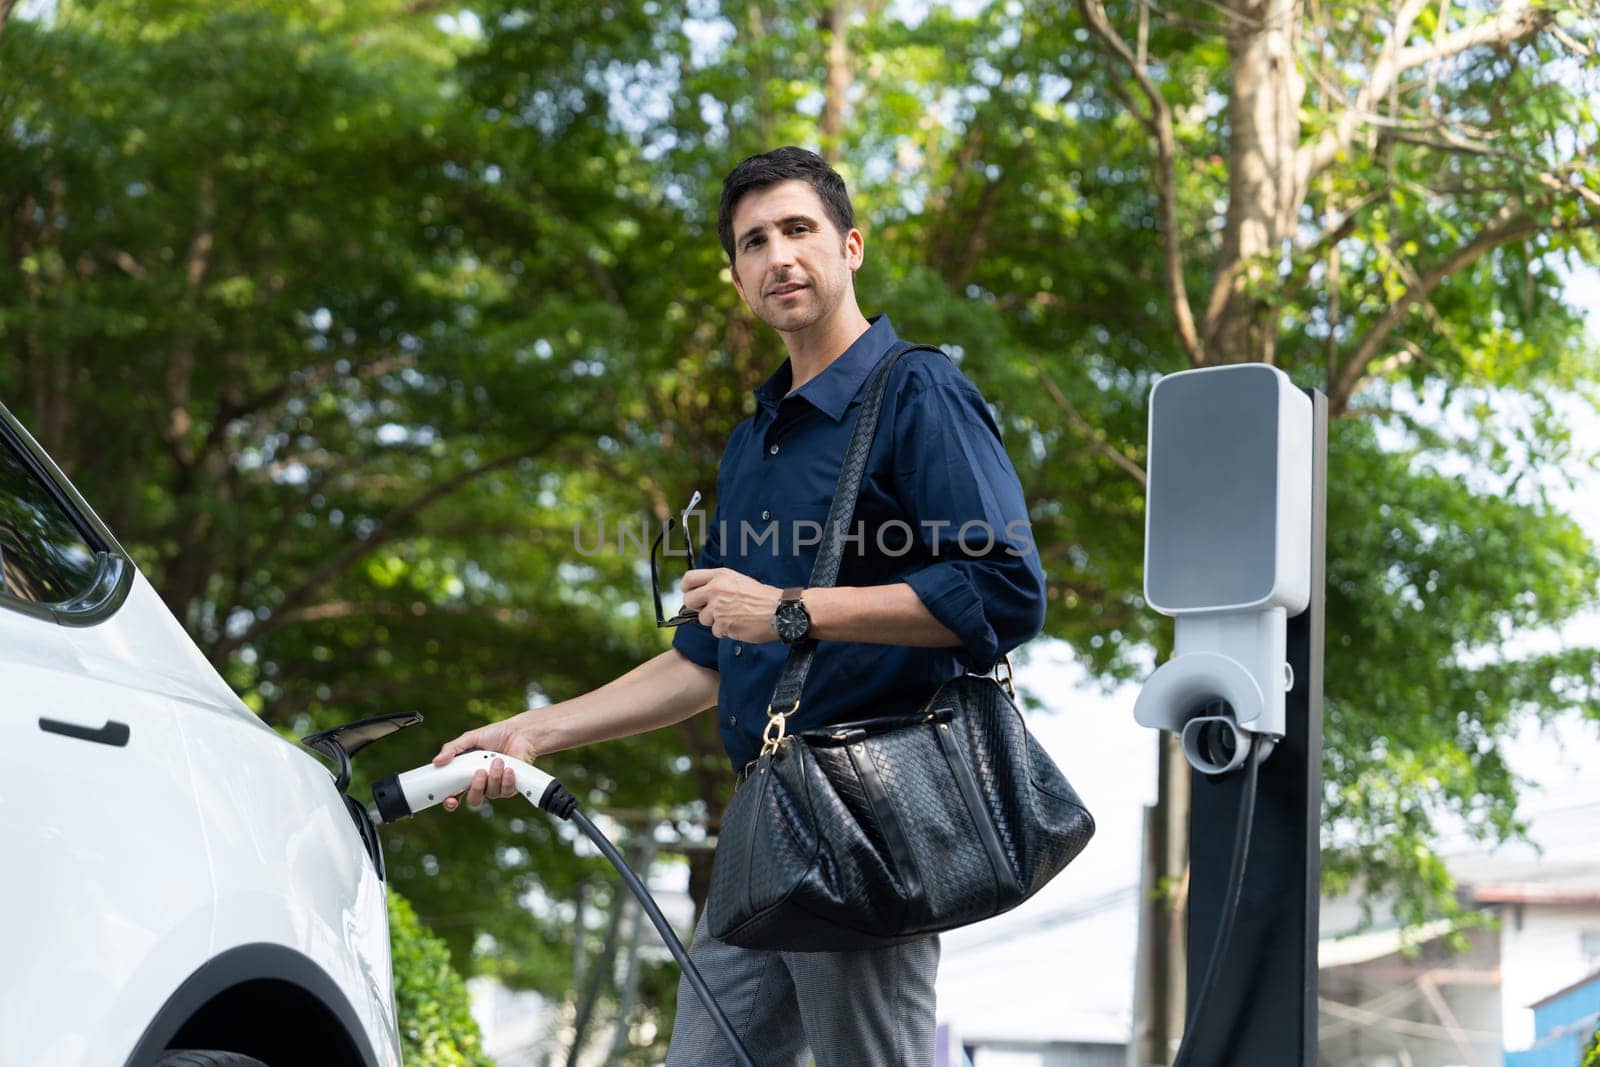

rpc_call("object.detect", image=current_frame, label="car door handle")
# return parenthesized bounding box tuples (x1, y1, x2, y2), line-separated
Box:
(39, 716, 131, 748)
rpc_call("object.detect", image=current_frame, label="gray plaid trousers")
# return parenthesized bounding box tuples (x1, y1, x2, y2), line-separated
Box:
(664, 910, 940, 1066)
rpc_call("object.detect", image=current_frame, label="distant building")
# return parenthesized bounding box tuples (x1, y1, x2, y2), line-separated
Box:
(1315, 857, 1600, 1067)
(1317, 917, 1502, 1067)
(1505, 969, 1600, 1067)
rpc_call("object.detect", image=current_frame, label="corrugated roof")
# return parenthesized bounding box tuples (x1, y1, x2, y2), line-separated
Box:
(1317, 917, 1460, 969)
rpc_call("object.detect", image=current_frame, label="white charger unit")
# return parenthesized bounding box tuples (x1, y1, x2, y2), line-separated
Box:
(1134, 363, 1313, 773)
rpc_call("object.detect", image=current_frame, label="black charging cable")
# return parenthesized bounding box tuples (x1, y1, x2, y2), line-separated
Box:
(569, 808, 757, 1067)
(1171, 743, 1266, 1067)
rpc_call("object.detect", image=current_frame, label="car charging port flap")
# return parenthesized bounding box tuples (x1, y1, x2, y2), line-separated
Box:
(299, 712, 426, 879)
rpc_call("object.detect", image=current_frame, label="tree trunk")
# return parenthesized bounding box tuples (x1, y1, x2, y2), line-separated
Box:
(1130, 734, 1191, 1066)
(567, 881, 627, 1067)
(1204, 0, 1306, 365)
(820, 3, 854, 164)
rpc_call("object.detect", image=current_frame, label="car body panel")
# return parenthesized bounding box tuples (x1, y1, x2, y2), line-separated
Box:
(0, 404, 401, 1067)
(178, 681, 401, 1063)
(0, 595, 215, 1065)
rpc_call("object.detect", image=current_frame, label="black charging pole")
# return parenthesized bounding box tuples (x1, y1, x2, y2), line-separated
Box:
(1180, 388, 1326, 1066)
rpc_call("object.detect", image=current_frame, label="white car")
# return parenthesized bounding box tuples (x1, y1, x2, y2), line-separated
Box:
(0, 403, 405, 1067)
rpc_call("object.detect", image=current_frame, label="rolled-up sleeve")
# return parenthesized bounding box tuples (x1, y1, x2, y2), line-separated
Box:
(670, 502, 723, 671)
(894, 363, 1047, 673)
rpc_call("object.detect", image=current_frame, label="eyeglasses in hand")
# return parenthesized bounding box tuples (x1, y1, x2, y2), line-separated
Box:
(650, 490, 701, 628)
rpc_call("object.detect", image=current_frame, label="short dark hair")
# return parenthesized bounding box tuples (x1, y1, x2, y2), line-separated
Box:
(717, 147, 855, 263)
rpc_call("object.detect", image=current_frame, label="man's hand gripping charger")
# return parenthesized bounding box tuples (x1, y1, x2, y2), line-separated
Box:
(369, 750, 576, 825)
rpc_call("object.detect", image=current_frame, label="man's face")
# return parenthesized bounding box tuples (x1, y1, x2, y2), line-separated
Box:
(727, 180, 863, 335)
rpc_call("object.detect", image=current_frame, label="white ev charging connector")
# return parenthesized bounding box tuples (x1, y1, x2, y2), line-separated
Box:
(1134, 363, 1313, 775)
(369, 750, 574, 824)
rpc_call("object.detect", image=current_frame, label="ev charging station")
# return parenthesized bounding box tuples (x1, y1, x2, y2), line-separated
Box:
(1134, 364, 1327, 1065)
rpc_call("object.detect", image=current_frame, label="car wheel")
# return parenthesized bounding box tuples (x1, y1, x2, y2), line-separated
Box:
(152, 1052, 271, 1067)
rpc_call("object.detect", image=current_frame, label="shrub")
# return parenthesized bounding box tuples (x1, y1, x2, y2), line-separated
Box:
(390, 893, 494, 1066)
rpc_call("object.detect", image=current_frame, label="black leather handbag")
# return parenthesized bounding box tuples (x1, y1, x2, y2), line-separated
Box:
(706, 342, 1095, 952)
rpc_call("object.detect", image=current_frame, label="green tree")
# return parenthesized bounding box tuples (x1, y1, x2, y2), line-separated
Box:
(0, 0, 670, 1049)
(1059, 2, 1600, 1047)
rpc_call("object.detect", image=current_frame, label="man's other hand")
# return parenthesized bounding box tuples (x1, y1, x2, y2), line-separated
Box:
(681, 568, 783, 643)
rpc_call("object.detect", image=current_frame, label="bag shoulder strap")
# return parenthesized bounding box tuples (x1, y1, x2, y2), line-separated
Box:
(761, 340, 947, 749)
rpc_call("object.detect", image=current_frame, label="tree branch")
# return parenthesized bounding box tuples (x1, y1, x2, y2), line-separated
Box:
(1078, 0, 1206, 366)
(1032, 358, 1148, 487)
(950, 168, 1006, 290)
(1394, 0, 1549, 70)
(1300, 0, 1432, 184)
(928, 113, 989, 282)
(211, 441, 555, 660)
(198, 353, 418, 463)
(1380, 129, 1600, 211)
(109, 249, 147, 278)
(1283, 187, 1389, 303)
(164, 169, 217, 469)
(1301, 187, 1390, 260)
(1301, 0, 1552, 185)
(262, 668, 527, 726)
(1329, 208, 1600, 410)
(273, 599, 525, 625)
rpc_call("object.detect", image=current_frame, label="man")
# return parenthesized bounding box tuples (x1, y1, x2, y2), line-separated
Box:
(432, 146, 1045, 1064)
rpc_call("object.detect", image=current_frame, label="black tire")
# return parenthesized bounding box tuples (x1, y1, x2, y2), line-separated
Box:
(152, 1052, 271, 1067)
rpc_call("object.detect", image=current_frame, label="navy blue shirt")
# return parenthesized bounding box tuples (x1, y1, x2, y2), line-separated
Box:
(673, 315, 1046, 769)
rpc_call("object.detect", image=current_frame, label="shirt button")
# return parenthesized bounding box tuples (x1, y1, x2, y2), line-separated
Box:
(726, 715, 737, 727)
(769, 444, 780, 455)
(734, 645, 743, 656)
(760, 509, 771, 520)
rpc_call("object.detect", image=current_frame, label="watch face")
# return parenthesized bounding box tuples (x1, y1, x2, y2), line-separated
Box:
(775, 600, 809, 643)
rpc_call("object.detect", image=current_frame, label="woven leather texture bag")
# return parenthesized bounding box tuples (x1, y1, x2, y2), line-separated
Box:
(706, 342, 1095, 952)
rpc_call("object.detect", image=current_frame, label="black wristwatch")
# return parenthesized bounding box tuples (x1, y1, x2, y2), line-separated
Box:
(773, 587, 811, 644)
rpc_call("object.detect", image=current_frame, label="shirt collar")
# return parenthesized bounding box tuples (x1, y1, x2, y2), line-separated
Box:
(754, 315, 900, 422)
